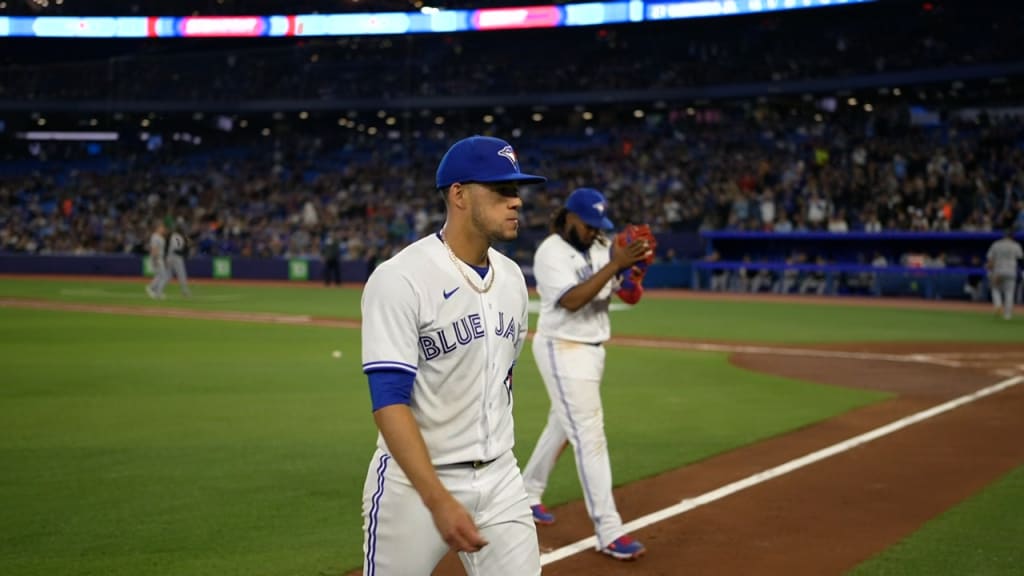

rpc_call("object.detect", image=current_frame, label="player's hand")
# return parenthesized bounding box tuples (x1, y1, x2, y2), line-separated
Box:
(427, 493, 489, 552)
(611, 238, 650, 269)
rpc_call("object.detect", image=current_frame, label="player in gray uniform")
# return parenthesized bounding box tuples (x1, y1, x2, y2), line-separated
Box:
(986, 228, 1023, 320)
(163, 227, 192, 298)
(145, 222, 168, 300)
(359, 135, 545, 575)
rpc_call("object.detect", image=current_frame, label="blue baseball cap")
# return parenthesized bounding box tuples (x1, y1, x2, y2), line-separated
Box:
(566, 188, 615, 230)
(436, 135, 546, 189)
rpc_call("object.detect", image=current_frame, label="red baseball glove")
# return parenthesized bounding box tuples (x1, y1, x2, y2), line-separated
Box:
(614, 224, 656, 304)
(615, 223, 656, 266)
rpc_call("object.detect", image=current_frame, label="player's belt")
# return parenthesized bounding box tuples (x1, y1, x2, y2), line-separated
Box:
(468, 457, 498, 469)
(447, 456, 499, 469)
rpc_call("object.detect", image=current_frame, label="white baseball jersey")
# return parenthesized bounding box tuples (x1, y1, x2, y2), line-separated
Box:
(988, 237, 1023, 277)
(149, 233, 165, 264)
(533, 233, 619, 344)
(361, 233, 528, 466)
(168, 232, 187, 258)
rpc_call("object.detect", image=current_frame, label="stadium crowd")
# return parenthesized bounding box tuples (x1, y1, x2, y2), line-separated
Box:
(3, 99, 1024, 261)
(3, 0, 1024, 265)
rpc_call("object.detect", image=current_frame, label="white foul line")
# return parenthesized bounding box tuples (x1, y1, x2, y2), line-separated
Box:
(540, 374, 1024, 566)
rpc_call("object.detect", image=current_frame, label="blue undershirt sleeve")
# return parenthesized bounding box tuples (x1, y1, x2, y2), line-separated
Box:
(367, 368, 415, 411)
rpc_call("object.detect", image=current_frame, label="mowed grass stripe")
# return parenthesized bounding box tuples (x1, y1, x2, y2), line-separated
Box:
(2, 278, 1022, 344)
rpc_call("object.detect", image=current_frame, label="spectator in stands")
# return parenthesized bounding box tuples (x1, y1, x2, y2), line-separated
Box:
(799, 256, 829, 295)
(827, 210, 849, 233)
(704, 250, 729, 292)
(735, 255, 755, 292)
(861, 209, 883, 232)
(774, 212, 793, 233)
(775, 252, 804, 294)
(963, 255, 986, 302)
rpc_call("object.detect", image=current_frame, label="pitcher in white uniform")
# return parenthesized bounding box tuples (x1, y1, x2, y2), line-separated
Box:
(521, 187, 651, 561)
(359, 135, 545, 575)
(986, 227, 1023, 320)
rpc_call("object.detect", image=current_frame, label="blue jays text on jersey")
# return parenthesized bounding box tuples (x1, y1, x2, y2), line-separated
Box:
(419, 311, 522, 360)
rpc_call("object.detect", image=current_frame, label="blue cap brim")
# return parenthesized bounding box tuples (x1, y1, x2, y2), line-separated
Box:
(474, 172, 547, 185)
(580, 215, 615, 231)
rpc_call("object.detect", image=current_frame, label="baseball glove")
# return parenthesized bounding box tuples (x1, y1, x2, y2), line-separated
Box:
(614, 224, 656, 305)
(615, 224, 657, 266)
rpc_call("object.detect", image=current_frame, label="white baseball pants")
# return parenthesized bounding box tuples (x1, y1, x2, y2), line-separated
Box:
(361, 449, 539, 576)
(522, 334, 626, 549)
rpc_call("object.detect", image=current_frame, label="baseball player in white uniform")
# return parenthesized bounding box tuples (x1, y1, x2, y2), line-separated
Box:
(163, 228, 192, 298)
(987, 228, 1023, 320)
(145, 221, 167, 300)
(360, 135, 545, 575)
(521, 187, 651, 561)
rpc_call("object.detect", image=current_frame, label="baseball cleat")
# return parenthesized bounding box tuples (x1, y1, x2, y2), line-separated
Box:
(601, 535, 646, 560)
(530, 504, 555, 525)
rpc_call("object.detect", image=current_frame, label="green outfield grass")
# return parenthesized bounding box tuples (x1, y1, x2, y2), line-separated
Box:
(2, 277, 1023, 343)
(849, 465, 1024, 576)
(1, 277, 1021, 575)
(0, 300, 885, 576)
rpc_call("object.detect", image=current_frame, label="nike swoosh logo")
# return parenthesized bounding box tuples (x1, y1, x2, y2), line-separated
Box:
(443, 287, 460, 300)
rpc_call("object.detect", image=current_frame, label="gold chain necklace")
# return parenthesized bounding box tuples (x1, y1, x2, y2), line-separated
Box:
(440, 229, 495, 294)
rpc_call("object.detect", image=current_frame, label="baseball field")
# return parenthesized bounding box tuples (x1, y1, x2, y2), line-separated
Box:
(1, 275, 1022, 576)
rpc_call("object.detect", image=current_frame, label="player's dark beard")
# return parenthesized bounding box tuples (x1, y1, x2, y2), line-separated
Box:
(565, 225, 591, 252)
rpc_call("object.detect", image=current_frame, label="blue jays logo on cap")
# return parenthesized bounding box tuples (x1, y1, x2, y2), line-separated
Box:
(436, 136, 546, 189)
(497, 145, 518, 170)
(565, 188, 615, 230)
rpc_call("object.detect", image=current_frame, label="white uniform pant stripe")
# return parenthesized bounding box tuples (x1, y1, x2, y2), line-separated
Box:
(365, 453, 389, 576)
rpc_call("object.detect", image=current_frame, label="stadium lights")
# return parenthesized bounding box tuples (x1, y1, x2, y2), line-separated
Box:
(17, 131, 119, 141)
(582, 111, 593, 120)
(483, 114, 494, 124)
